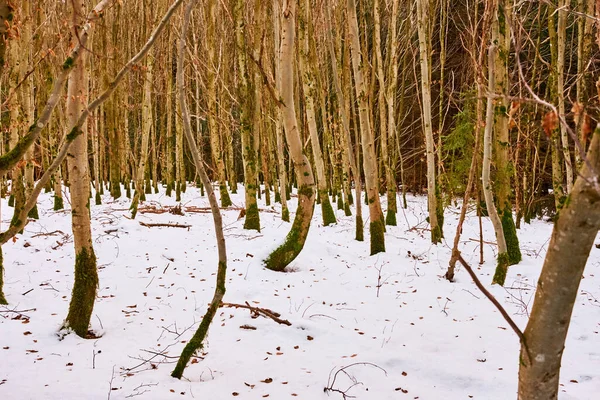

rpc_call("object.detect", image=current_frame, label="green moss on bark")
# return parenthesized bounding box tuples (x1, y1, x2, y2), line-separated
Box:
(64, 247, 98, 338)
(166, 181, 173, 197)
(95, 191, 102, 205)
(265, 186, 313, 271)
(337, 196, 344, 210)
(320, 191, 337, 226)
(385, 209, 397, 226)
(171, 261, 227, 379)
(344, 202, 352, 216)
(8, 194, 14, 207)
(356, 215, 364, 241)
(28, 205, 39, 219)
(243, 203, 261, 232)
(0, 246, 7, 305)
(181, 181, 187, 193)
(176, 181, 181, 202)
(282, 207, 290, 222)
(501, 207, 522, 265)
(54, 194, 64, 211)
(220, 184, 232, 207)
(370, 219, 385, 254)
(275, 191, 281, 203)
(492, 252, 509, 286)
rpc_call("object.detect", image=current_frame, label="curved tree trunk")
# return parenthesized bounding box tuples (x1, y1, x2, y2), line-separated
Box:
(171, 0, 227, 378)
(265, 0, 316, 271)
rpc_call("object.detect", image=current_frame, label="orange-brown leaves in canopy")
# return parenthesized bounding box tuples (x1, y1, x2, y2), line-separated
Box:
(542, 111, 558, 138)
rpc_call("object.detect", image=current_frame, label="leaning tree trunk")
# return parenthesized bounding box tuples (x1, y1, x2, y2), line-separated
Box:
(63, 0, 99, 338)
(347, 0, 385, 254)
(416, 0, 442, 243)
(517, 128, 600, 400)
(171, 0, 227, 378)
(265, 0, 316, 271)
(298, 0, 335, 226)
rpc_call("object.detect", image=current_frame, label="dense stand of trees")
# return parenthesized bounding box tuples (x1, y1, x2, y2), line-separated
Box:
(1, 0, 599, 398)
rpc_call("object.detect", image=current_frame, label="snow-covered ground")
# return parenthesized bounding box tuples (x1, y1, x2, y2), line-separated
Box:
(1, 185, 598, 400)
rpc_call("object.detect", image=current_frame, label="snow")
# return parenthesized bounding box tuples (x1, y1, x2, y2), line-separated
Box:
(1, 185, 599, 399)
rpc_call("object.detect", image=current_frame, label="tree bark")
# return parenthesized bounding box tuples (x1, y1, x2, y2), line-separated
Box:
(299, 0, 335, 226)
(172, 0, 227, 378)
(265, 0, 316, 271)
(347, 0, 385, 254)
(63, 0, 99, 338)
(518, 130, 600, 399)
(416, 0, 442, 243)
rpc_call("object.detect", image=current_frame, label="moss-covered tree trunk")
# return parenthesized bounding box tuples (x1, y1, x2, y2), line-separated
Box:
(493, 0, 521, 267)
(63, 0, 99, 338)
(518, 129, 600, 400)
(347, 0, 384, 253)
(483, 5, 509, 285)
(265, 0, 316, 271)
(172, 1, 227, 378)
(299, 0, 335, 226)
(236, 0, 260, 232)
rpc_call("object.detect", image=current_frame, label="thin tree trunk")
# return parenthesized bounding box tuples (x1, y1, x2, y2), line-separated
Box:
(416, 0, 442, 243)
(482, 8, 509, 284)
(494, 0, 521, 268)
(299, 0, 335, 226)
(347, 0, 385, 254)
(273, 0, 289, 222)
(171, 0, 227, 378)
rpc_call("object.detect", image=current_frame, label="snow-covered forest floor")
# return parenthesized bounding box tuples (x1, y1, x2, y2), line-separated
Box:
(1, 185, 599, 400)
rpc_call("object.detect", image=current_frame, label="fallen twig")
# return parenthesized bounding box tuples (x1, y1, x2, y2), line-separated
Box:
(139, 222, 191, 229)
(221, 302, 292, 326)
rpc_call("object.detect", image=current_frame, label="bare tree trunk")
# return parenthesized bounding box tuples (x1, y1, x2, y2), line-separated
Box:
(236, 0, 260, 231)
(416, 0, 442, 243)
(299, 0, 336, 226)
(557, 0, 573, 193)
(325, 5, 363, 240)
(172, 0, 227, 378)
(494, 0, 521, 269)
(482, 4, 509, 285)
(63, 0, 98, 338)
(273, 0, 289, 222)
(131, 53, 154, 218)
(347, 0, 385, 254)
(517, 127, 600, 400)
(265, 0, 316, 271)
(207, 0, 232, 207)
